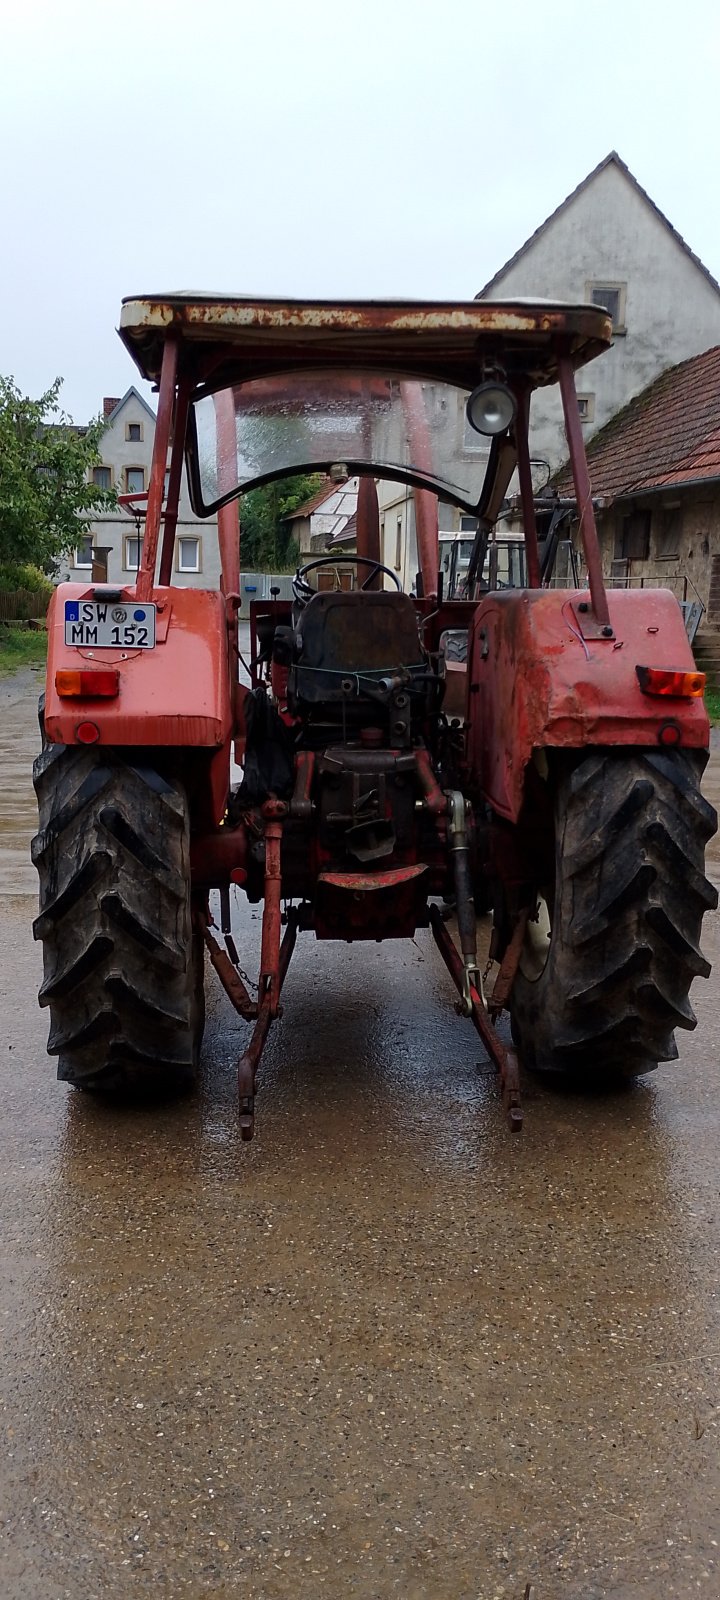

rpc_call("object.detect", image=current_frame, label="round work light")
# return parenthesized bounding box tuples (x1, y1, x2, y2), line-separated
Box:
(465, 381, 517, 437)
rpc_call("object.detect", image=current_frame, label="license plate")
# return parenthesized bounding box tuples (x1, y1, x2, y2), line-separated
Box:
(64, 600, 156, 649)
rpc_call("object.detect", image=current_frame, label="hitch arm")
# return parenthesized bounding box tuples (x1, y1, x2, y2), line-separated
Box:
(237, 910, 298, 1140)
(430, 905, 523, 1133)
(237, 798, 293, 1140)
(446, 790, 481, 1013)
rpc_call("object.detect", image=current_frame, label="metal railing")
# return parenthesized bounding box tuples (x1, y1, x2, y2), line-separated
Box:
(543, 560, 705, 644)
(606, 570, 691, 601)
(603, 570, 705, 643)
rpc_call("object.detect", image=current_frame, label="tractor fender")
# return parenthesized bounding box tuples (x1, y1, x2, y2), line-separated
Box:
(43, 583, 234, 824)
(465, 587, 709, 822)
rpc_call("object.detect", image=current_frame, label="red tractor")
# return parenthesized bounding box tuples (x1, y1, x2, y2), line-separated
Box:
(33, 296, 717, 1135)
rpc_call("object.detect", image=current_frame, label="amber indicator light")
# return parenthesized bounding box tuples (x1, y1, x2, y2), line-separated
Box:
(56, 669, 119, 698)
(636, 666, 705, 698)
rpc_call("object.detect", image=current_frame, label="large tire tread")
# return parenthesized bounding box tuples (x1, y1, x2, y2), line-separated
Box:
(33, 743, 202, 1094)
(510, 748, 718, 1079)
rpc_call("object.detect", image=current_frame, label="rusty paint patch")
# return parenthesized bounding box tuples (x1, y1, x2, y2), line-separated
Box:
(121, 295, 611, 339)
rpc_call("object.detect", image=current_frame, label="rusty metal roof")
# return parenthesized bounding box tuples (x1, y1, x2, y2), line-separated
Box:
(118, 294, 612, 393)
(554, 343, 720, 502)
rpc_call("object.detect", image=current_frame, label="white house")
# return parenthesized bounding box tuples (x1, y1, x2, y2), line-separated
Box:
(58, 388, 221, 588)
(476, 151, 720, 473)
(377, 480, 483, 594)
(287, 475, 456, 593)
(283, 476, 360, 560)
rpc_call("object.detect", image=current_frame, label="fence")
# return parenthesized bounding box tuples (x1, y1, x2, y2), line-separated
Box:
(0, 588, 51, 622)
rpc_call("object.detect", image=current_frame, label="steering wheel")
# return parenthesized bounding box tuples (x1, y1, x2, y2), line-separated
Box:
(293, 554, 402, 604)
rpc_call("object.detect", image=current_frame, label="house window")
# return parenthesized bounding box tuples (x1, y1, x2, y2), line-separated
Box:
(92, 465, 111, 489)
(124, 535, 143, 571)
(125, 467, 145, 494)
(463, 413, 491, 451)
(654, 506, 681, 559)
(461, 388, 490, 452)
(460, 515, 478, 531)
(576, 394, 595, 423)
(587, 282, 626, 334)
(75, 535, 93, 568)
(395, 518, 402, 570)
(620, 509, 651, 561)
(126, 421, 143, 442)
(177, 536, 201, 573)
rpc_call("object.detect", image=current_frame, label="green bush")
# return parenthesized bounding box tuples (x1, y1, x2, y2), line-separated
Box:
(0, 562, 54, 599)
(704, 689, 720, 724)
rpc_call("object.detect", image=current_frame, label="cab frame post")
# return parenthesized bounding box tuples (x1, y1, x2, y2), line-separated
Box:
(556, 350, 610, 627)
(514, 386, 541, 589)
(135, 336, 179, 602)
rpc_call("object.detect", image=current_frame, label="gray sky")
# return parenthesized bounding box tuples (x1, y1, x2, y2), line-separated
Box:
(2, 0, 719, 421)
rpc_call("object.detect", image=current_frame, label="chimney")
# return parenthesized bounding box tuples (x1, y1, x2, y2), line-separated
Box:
(103, 397, 120, 418)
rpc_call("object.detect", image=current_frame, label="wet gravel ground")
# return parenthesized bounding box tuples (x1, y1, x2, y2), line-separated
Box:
(1, 666, 720, 1599)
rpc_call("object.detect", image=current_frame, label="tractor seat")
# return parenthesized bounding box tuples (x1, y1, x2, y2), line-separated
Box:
(291, 589, 427, 703)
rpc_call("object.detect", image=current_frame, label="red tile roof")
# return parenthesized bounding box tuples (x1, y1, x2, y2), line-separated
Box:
(555, 344, 720, 502)
(283, 477, 335, 519)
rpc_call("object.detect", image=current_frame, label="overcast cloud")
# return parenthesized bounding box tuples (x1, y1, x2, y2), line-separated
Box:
(1, 0, 718, 420)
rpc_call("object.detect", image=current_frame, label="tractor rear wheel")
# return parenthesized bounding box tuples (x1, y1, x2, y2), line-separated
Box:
(32, 743, 203, 1094)
(509, 749, 717, 1079)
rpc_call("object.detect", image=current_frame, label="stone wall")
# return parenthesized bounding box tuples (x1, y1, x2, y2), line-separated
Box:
(594, 487, 720, 616)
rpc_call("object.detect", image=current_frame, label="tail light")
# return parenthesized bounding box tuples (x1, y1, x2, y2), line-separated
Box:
(636, 666, 705, 698)
(56, 669, 119, 698)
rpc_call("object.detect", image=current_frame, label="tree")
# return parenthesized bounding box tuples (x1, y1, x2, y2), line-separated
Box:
(240, 473, 325, 570)
(0, 376, 115, 572)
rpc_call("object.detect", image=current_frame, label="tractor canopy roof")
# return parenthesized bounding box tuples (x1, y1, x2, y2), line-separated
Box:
(118, 295, 612, 517)
(119, 294, 611, 389)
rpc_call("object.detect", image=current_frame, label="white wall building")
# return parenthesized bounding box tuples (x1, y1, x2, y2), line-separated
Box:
(58, 388, 221, 588)
(377, 481, 417, 591)
(285, 476, 360, 559)
(288, 475, 466, 594)
(477, 152, 720, 473)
